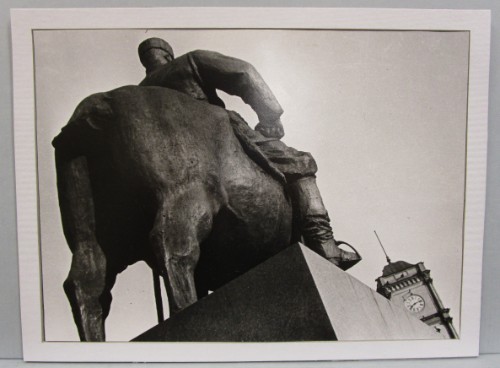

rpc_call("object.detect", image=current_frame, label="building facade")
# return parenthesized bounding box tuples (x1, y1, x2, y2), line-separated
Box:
(376, 260, 458, 339)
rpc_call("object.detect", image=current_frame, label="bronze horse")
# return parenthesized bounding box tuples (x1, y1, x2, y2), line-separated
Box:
(54, 85, 340, 341)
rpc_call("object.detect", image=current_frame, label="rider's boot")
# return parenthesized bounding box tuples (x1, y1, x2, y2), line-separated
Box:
(288, 176, 361, 271)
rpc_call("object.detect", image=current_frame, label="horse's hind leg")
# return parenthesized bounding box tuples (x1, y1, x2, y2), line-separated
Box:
(150, 188, 216, 315)
(56, 152, 115, 341)
(63, 250, 116, 341)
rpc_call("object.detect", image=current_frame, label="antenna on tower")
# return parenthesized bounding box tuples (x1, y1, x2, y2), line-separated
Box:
(374, 230, 391, 264)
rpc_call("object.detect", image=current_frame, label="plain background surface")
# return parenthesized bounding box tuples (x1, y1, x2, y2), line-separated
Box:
(1, 0, 499, 366)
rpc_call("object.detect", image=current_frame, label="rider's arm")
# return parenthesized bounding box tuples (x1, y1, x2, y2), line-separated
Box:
(188, 50, 284, 126)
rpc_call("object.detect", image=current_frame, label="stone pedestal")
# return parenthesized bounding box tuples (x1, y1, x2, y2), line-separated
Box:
(133, 243, 442, 342)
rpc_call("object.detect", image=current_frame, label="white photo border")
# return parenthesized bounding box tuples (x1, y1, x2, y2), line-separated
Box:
(11, 7, 490, 362)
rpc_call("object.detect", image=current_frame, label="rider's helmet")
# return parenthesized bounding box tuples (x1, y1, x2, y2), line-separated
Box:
(138, 37, 174, 66)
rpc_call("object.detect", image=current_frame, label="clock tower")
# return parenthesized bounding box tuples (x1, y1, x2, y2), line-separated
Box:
(376, 259, 458, 339)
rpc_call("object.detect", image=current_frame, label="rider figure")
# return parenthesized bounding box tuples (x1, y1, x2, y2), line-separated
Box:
(138, 37, 361, 271)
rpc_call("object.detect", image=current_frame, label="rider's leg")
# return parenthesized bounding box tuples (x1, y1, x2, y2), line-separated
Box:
(288, 175, 361, 271)
(224, 112, 361, 270)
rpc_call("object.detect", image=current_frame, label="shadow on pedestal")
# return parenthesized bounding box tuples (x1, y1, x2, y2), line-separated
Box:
(133, 243, 442, 342)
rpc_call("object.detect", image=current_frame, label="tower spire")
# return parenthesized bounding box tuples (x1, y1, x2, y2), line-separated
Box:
(374, 230, 391, 264)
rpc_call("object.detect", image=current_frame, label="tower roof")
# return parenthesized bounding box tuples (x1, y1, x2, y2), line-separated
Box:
(381, 260, 415, 276)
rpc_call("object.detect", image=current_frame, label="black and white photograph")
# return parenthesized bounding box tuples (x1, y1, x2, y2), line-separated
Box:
(11, 7, 490, 362)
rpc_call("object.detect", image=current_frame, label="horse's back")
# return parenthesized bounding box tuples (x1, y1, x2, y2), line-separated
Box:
(104, 86, 231, 190)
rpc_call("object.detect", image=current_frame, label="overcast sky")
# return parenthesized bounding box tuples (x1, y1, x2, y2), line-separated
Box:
(34, 29, 469, 341)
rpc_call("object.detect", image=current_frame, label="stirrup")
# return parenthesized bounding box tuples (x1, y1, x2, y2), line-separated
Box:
(330, 241, 362, 271)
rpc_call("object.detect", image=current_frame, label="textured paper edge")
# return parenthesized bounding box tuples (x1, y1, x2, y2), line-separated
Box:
(11, 7, 490, 362)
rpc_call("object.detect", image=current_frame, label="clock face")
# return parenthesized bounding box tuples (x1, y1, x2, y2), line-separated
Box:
(404, 294, 425, 313)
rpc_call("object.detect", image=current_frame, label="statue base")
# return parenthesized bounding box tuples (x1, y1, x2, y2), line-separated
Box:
(133, 243, 442, 342)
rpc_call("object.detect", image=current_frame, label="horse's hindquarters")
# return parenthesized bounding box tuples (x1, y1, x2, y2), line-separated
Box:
(196, 165, 293, 292)
(56, 85, 294, 338)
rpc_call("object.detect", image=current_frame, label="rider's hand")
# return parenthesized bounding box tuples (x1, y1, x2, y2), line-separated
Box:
(255, 118, 285, 139)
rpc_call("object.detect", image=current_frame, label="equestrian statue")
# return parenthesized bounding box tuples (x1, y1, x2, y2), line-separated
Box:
(53, 38, 361, 341)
